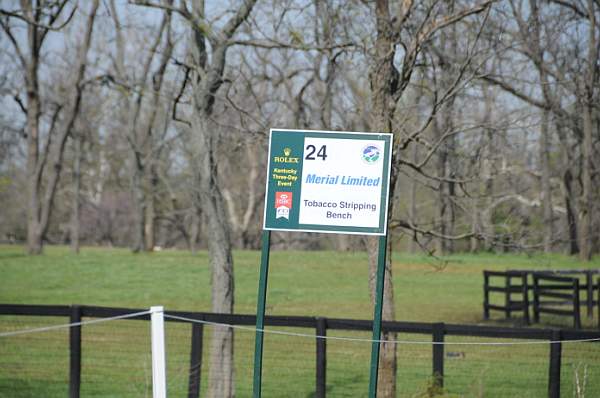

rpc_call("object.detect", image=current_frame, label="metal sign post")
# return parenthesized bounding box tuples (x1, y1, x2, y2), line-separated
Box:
(252, 230, 271, 398)
(368, 235, 388, 397)
(253, 129, 393, 397)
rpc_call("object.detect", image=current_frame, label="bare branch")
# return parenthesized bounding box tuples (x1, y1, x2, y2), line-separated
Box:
(486, 194, 566, 214)
(230, 39, 354, 52)
(172, 66, 191, 127)
(390, 218, 479, 241)
(0, 17, 27, 68)
(38, 1, 76, 45)
(223, 82, 267, 131)
(12, 94, 27, 115)
(481, 74, 550, 109)
(393, 0, 414, 32)
(396, 1, 494, 98)
(35, 104, 63, 185)
(129, 0, 191, 20)
(219, 0, 258, 43)
(548, 0, 589, 18)
(0, 4, 76, 31)
(130, 0, 216, 44)
(420, 1, 495, 40)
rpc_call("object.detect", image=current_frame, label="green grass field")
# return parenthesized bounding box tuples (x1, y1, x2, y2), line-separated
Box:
(1, 245, 599, 397)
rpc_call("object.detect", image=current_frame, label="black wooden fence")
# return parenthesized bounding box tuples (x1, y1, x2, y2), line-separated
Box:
(483, 270, 600, 328)
(533, 274, 582, 329)
(483, 270, 530, 322)
(2, 304, 600, 398)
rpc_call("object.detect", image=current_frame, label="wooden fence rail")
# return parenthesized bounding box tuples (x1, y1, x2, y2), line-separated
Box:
(483, 270, 600, 329)
(483, 270, 530, 323)
(2, 304, 600, 398)
(533, 274, 581, 329)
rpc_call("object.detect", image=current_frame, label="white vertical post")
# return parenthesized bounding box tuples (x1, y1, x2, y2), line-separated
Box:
(150, 306, 167, 398)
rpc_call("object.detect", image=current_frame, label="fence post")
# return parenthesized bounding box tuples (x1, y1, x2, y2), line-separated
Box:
(316, 317, 327, 398)
(188, 323, 203, 398)
(521, 272, 530, 324)
(432, 323, 444, 389)
(150, 306, 167, 398)
(483, 272, 490, 320)
(586, 271, 593, 318)
(533, 274, 540, 323)
(573, 279, 581, 329)
(69, 305, 82, 398)
(505, 274, 511, 318)
(548, 330, 562, 398)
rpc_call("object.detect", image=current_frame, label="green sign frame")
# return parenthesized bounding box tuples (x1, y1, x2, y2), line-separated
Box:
(263, 129, 393, 235)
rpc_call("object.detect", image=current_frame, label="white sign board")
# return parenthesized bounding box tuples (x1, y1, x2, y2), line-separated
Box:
(263, 129, 393, 235)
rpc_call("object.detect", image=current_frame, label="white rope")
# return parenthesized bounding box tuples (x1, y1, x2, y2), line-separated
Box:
(0, 310, 152, 337)
(2, 310, 598, 346)
(164, 314, 600, 346)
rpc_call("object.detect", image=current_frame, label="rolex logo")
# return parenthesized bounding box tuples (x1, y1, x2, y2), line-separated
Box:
(274, 147, 299, 163)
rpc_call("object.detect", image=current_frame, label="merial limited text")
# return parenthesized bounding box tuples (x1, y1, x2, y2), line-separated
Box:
(304, 174, 381, 187)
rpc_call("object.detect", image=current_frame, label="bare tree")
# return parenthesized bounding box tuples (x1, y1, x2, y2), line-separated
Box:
(133, 0, 258, 395)
(1, 0, 100, 254)
(108, 0, 175, 252)
(366, 0, 493, 394)
(482, 0, 599, 258)
(187, 1, 256, 394)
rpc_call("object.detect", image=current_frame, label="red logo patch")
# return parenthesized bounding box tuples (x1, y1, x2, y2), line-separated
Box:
(275, 192, 292, 219)
(276, 192, 292, 207)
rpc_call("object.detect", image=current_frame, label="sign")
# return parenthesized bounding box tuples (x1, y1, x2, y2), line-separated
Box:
(255, 128, 394, 397)
(263, 129, 393, 235)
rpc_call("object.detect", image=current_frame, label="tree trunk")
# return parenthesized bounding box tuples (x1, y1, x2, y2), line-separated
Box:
(25, 89, 43, 255)
(527, 0, 555, 253)
(145, 166, 158, 250)
(579, 0, 597, 261)
(145, 193, 155, 250)
(482, 86, 496, 251)
(470, 197, 481, 252)
(131, 160, 146, 253)
(71, 133, 82, 254)
(580, 101, 594, 261)
(191, 115, 235, 397)
(435, 10, 457, 255)
(554, 120, 579, 255)
(366, 235, 396, 397)
(223, 140, 261, 249)
(540, 110, 553, 252)
(368, 1, 399, 394)
(189, 205, 201, 255)
(186, 1, 257, 394)
(435, 129, 449, 255)
(562, 168, 580, 255)
(24, 3, 43, 255)
(26, 220, 43, 255)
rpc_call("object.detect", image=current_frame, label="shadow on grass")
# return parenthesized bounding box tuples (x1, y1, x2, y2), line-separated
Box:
(0, 253, 26, 260)
(305, 385, 339, 398)
(0, 378, 68, 398)
(305, 372, 369, 398)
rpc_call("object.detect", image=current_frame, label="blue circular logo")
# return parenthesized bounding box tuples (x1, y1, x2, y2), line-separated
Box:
(362, 145, 381, 164)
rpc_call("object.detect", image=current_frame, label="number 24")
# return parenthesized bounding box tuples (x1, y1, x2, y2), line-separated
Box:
(305, 145, 327, 161)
